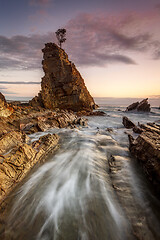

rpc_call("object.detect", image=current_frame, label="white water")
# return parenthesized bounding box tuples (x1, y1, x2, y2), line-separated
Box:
(6, 105, 160, 240)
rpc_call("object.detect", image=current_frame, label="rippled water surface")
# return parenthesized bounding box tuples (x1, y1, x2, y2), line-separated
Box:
(5, 105, 160, 240)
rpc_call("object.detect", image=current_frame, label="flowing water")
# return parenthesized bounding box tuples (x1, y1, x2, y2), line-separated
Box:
(4, 103, 160, 240)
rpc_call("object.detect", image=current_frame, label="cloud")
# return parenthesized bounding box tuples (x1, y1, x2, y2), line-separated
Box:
(30, 0, 51, 6)
(155, 3, 160, 10)
(0, 81, 40, 84)
(65, 10, 160, 66)
(0, 85, 17, 95)
(0, 33, 54, 70)
(71, 52, 136, 67)
(0, 86, 7, 90)
(0, 8, 160, 70)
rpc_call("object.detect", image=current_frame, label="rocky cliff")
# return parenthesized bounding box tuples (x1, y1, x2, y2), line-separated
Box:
(30, 43, 96, 111)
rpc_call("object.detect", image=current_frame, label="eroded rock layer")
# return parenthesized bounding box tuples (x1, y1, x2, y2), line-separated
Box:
(30, 43, 96, 111)
(128, 122, 160, 194)
(0, 133, 59, 204)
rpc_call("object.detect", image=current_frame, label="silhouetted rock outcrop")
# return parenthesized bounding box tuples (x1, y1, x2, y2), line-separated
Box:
(126, 98, 151, 112)
(122, 116, 135, 129)
(30, 43, 96, 111)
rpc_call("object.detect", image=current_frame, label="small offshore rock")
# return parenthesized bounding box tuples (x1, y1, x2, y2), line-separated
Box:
(126, 98, 151, 112)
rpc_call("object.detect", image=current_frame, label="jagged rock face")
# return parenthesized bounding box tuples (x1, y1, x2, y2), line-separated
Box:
(128, 122, 160, 195)
(0, 133, 59, 204)
(126, 98, 151, 112)
(0, 92, 13, 117)
(36, 43, 96, 111)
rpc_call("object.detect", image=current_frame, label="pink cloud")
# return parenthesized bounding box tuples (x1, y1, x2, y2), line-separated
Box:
(64, 8, 160, 66)
(0, 8, 160, 70)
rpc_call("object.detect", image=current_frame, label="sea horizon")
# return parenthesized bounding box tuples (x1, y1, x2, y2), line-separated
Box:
(6, 96, 160, 107)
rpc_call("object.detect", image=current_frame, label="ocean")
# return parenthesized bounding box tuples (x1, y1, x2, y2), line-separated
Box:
(94, 97, 160, 107)
(4, 100, 160, 240)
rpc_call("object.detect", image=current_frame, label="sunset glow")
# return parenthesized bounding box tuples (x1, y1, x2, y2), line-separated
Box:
(0, 0, 160, 100)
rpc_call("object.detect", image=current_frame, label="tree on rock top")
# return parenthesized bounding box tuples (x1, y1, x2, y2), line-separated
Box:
(55, 28, 66, 48)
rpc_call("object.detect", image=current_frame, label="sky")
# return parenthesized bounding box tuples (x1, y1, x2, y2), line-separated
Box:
(0, 0, 160, 100)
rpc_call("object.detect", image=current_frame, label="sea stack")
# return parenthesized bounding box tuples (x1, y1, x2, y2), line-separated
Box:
(30, 43, 96, 111)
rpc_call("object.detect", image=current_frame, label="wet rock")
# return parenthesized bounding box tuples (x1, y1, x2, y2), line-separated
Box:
(106, 128, 113, 133)
(77, 110, 105, 116)
(30, 43, 97, 111)
(128, 122, 160, 195)
(139, 123, 160, 135)
(37, 116, 59, 131)
(74, 117, 88, 126)
(20, 122, 40, 134)
(108, 155, 116, 172)
(126, 101, 139, 111)
(0, 101, 87, 136)
(126, 98, 151, 112)
(122, 116, 135, 129)
(0, 133, 59, 204)
(133, 126, 143, 134)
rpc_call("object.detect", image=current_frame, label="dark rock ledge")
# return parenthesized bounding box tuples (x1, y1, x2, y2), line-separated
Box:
(126, 98, 151, 112)
(122, 116, 160, 195)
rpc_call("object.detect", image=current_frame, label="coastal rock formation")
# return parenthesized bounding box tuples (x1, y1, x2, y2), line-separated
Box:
(126, 98, 151, 112)
(128, 122, 160, 195)
(0, 103, 87, 136)
(0, 133, 59, 204)
(122, 116, 143, 133)
(0, 103, 88, 205)
(77, 110, 105, 116)
(30, 43, 96, 111)
(0, 92, 13, 117)
(0, 131, 30, 155)
(122, 116, 135, 129)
